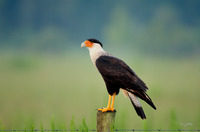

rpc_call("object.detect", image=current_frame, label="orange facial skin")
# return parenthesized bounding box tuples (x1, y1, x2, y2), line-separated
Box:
(84, 40, 94, 47)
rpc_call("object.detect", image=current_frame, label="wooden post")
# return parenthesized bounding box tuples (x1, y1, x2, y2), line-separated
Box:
(97, 111, 116, 132)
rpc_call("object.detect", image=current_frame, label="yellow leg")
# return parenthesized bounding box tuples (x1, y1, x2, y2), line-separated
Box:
(106, 94, 112, 108)
(98, 93, 116, 112)
(111, 92, 116, 110)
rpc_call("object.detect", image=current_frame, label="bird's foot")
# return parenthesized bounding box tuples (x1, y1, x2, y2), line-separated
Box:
(98, 107, 116, 112)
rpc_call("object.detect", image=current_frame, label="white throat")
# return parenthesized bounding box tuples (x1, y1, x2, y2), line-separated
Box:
(88, 44, 107, 65)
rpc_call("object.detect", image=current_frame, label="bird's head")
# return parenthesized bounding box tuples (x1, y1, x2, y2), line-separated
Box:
(81, 38, 103, 49)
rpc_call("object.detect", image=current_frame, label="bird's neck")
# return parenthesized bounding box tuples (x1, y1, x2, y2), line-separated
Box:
(88, 46, 107, 65)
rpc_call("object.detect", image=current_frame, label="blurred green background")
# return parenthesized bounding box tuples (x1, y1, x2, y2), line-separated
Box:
(0, 0, 200, 130)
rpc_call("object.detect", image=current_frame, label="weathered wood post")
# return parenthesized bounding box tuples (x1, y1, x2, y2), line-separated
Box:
(97, 111, 116, 132)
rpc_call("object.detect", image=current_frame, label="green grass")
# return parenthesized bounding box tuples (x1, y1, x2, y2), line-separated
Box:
(70, 116, 76, 132)
(0, 52, 199, 130)
(79, 118, 88, 132)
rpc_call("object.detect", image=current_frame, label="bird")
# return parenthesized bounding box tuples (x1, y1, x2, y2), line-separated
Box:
(81, 38, 156, 119)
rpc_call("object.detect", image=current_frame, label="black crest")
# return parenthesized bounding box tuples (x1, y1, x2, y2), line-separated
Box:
(87, 38, 103, 47)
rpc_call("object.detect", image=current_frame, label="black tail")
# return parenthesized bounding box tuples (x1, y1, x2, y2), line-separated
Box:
(127, 89, 156, 110)
(127, 92, 146, 119)
(140, 91, 156, 110)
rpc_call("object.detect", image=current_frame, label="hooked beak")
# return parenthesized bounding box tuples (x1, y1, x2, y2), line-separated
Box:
(81, 42, 86, 48)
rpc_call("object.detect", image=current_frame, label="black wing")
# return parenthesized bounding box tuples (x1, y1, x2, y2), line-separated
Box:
(95, 55, 156, 109)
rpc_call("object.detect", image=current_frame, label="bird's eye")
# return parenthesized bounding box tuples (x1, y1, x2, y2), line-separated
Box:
(85, 40, 94, 47)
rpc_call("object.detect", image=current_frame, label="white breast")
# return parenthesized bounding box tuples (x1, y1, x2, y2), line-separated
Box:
(88, 44, 109, 65)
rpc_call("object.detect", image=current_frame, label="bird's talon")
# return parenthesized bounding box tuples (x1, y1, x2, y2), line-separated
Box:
(98, 108, 115, 112)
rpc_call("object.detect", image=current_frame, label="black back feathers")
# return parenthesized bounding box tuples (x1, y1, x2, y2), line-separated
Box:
(87, 38, 103, 47)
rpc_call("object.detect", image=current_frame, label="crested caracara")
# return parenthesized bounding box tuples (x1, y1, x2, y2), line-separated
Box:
(81, 38, 156, 119)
